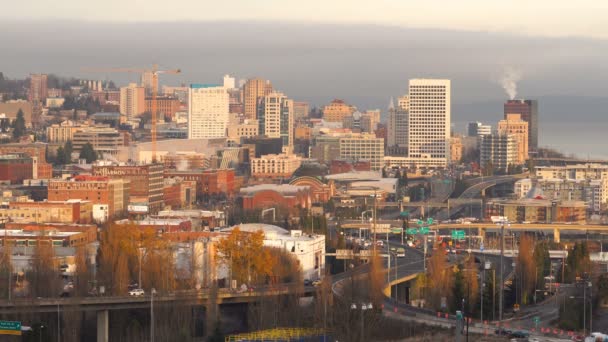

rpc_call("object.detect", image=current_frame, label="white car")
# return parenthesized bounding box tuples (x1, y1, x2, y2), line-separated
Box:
(129, 288, 145, 296)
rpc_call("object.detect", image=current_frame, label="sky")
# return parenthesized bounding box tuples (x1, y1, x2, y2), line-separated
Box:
(5, 0, 608, 39)
(2, 2, 608, 157)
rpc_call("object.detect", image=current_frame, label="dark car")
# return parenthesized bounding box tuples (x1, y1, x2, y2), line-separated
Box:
(494, 328, 512, 336)
(509, 330, 530, 338)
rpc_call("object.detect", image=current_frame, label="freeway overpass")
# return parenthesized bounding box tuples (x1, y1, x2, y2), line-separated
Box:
(0, 284, 315, 341)
(340, 220, 608, 243)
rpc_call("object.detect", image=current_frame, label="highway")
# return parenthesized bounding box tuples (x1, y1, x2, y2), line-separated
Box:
(0, 283, 316, 314)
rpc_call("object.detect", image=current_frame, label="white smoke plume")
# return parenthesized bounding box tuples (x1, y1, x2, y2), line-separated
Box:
(501, 67, 523, 100)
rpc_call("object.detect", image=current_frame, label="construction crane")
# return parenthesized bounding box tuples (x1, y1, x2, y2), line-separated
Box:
(82, 64, 181, 162)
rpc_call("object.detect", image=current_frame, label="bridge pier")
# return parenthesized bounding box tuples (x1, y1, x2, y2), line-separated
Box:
(97, 310, 109, 342)
(553, 228, 560, 243)
(478, 227, 486, 244)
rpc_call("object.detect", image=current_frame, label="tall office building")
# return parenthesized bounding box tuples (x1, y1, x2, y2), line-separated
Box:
(498, 113, 529, 164)
(480, 133, 518, 172)
(120, 83, 146, 121)
(407, 79, 451, 167)
(504, 99, 538, 152)
(188, 84, 229, 139)
(387, 97, 408, 155)
(28, 74, 48, 103)
(243, 78, 272, 120)
(257, 92, 294, 153)
(322, 99, 355, 122)
(467, 122, 492, 137)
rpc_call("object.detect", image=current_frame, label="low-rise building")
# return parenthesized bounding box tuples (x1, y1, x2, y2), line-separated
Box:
(535, 164, 608, 181)
(0, 200, 92, 224)
(73, 126, 124, 156)
(251, 153, 302, 179)
(46, 120, 89, 143)
(0, 154, 34, 184)
(485, 198, 587, 223)
(163, 178, 197, 209)
(48, 175, 130, 218)
(93, 163, 164, 213)
(0, 143, 52, 179)
(114, 218, 192, 233)
(239, 184, 311, 213)
(224, 224, 325, 281)
(156, 210, 226, 231)
(164, 169, 236, 200)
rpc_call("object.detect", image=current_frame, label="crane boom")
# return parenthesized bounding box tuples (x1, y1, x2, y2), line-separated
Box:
(81, 64, 181, 163)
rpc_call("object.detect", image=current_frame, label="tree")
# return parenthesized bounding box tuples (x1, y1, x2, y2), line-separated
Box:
(28, 240, 62, 297)
(11, 109, 26, 139)
(215, 227, 275, 285)
(79, 142, 98, 163)
(426, 244, 453, 311)
(55, 146, 67, 165)
(565, 242, 592, 283)
(533, 241, 551, 300)
(64, 140, 73, 163)
(462, 255, 479, 314)
(515, 234, 536, 305)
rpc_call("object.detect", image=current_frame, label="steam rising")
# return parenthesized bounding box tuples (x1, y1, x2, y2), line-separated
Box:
(501, 67, 523, 100)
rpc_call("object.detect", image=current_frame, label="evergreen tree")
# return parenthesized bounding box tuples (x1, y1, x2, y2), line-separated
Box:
(11, 109, 26, 139)
(79, 142, 98, 163)
(55, 146, 66, 165)
(64, 140, 73, 164)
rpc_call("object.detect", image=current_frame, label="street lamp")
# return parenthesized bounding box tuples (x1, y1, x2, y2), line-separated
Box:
(351, 302, 372, 342)
(151, 287, 157, 342)
(496, 219, 510, 323)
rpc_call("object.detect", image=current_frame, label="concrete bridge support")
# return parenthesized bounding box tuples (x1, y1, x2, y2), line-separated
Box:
(553, 228, 560, 243)
(97, 310, 109, 342)
(478, 227, 486, 244)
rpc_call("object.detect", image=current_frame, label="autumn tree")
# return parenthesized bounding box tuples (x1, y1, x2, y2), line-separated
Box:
(462, 255, 479, 314)
(533, 240, 551, 297)
(0, 241, 12, 298)
(565, 241, 592, 283)
(73, 245, 93, 296)
(516, 234, 535, 305)
(28, 240, 62, 297)
(216, 227, 275, 285)
(425, 244, 453, 311)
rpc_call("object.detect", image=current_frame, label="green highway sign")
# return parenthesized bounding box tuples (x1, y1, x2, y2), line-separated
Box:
(0, 321, 21, 336)
(406, 228, 418, 235)
(400, 211, 409, 217)
(451, 230, 465, 240)
(416, 220, 423, 225)
(426, 218, 434, 225)
(420, 227, 430, 235)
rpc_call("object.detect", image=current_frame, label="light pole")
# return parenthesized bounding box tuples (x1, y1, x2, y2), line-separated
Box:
(138, 247, 144, 288)
(151, 288, 156, 342)
(351, 302, 371, 342)
(496, 219, 510, 323)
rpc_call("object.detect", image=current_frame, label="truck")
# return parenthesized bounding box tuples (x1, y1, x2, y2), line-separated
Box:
(491, 216, 508, 223)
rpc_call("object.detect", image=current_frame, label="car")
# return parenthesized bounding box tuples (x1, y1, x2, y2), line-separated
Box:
(510, 330, 529, 338)
(303, 279, 312, 286)
(312, 280, 322, 287)
(390, 246, 397, 252)
(570, 335, 585, 342)
(129, 288, 145, 296)
(376, 240, 384, 247)
(495, 328, 512, 336)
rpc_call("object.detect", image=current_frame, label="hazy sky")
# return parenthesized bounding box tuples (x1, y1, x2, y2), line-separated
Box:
(5, 0, 608, 39)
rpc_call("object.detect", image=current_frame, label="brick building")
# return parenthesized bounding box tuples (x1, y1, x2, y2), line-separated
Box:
(0, 200, 92, 224)
(0, 154, 34, 184)
(145, 96, 181, 120)
(239, 184, 311, 213)
(163, 178, 197, 209)
(329, 160, 371, 174)
(164, 169, 236, 200)
(48, 176, 130, 218)
(93, 163, 164, 213)
(0, 143, 52, 179)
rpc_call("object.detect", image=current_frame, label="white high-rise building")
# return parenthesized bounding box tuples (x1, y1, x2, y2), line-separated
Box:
(120, 83, 145, 121)
(188, 84, 229, 139)
(257, 92, 294, 153)
(406, 79, 450, 167)
(223, 75, 236, 89)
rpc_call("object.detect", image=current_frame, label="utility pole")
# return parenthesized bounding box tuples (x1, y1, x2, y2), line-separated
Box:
(498, 220, 509, 323)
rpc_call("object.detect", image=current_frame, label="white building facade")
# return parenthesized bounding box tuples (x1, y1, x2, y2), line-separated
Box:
(188, 84, 230, 139)
(406, 79, 451, 167)
(257, 92, 294, 153)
